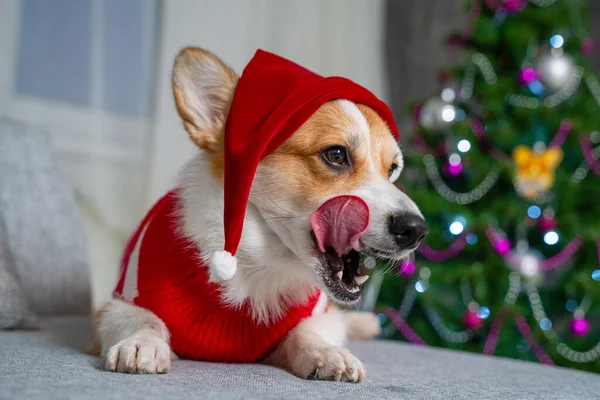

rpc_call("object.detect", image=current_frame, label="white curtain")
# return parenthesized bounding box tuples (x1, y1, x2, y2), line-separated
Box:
(0, 0, 159, 308)
(0, 0, 387, 308)
(149, 0, 388, 201)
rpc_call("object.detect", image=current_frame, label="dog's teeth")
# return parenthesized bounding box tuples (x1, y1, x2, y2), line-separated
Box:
(336, 271, 343, 280)
(354, 275, 369, 285)
(348, 286, 360, 293)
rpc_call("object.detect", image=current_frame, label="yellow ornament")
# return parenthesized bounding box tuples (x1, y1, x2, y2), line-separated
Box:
(513, 145, 563, 200)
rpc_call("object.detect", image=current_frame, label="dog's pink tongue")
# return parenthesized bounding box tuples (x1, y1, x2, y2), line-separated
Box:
(310, 196, 370, 256)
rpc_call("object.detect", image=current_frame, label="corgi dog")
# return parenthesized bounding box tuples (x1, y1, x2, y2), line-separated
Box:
(92, 47, 427, 382)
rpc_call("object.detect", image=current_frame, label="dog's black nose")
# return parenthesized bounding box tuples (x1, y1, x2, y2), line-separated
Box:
(389, 213, 429, 249)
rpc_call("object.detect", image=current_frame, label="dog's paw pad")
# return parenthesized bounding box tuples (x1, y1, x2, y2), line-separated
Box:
(105, 334, 171, 374)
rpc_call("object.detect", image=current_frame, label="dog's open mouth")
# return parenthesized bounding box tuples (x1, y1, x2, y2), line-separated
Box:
(310, 196, 371, 304)
(319, 244, 369, 303)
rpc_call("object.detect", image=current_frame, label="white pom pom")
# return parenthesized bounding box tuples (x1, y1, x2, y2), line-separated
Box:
(209, 251, 237, 281)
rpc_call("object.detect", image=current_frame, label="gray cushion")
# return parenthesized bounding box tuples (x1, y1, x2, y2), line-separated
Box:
(0, 173, 38, 330)
(0, 119, 90, 317)
(0, 316, 598, 400)
(0, 266, 38, 329)
(0, 218, 38, 329)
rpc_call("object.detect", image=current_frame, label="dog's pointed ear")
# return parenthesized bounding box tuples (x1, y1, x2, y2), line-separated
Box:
(172, 47, 239, 152)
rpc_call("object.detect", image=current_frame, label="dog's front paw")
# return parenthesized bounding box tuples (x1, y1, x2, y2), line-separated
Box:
(293, 346, 365, 382)
(105, 332, 171, 374)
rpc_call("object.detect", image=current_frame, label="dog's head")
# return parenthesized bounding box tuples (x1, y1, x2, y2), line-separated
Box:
(173, 48, 427, 306)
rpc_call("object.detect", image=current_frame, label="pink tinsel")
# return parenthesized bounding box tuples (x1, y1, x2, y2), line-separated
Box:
(549, 120, 572, 148)
(579, 134, 600, 176)
(483, 309, 508, 355)
(384, 308, 427, 345)
(486, 226, 583, 272)
(486, 0, 528, 12)
(515, 316, 555, 365)
(541, 236, 584, 271)
(418, 233, 468, 262)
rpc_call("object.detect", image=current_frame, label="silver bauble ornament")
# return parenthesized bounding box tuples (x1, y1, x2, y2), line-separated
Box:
(535, 53, 575, 92)
(419, 98, 456, 132)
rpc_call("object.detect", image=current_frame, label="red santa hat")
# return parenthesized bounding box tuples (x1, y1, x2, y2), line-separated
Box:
(209, 50, 400, 281)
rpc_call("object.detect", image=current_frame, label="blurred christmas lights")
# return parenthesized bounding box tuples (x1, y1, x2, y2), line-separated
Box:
(527, 205, 542, 219)
(449, 221, 465, 235)
(415, 280, 427, 293)
(457, 139, 471, 153)
(539, 318, 552, 331)
(441, 105, 456, 122)
(477, 306, 490, 319)
(466, 234, 478, 245)
(521, 67, 536, 83)
(565, 299, 578, 312)
(549, 34, 564, 49)
(441, 88, 456, 102)
(544, 231, 560, 245)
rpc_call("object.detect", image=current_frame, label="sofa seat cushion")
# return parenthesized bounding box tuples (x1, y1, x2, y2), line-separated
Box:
(1, 316, 598, 400)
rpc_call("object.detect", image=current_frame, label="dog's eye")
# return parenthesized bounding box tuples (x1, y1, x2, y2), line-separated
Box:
(389, 163, 398, 178)
(323, 146, 348, 166)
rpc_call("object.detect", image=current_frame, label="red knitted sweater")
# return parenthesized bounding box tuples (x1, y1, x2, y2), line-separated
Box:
(114, 191, 322, 363)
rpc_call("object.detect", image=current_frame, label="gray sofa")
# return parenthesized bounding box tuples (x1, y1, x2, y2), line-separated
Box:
(2, 316, 600, 399)
(1, 120, 599, 399)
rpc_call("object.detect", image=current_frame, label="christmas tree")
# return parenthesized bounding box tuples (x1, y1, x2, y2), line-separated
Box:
(369, 0, 600, 372)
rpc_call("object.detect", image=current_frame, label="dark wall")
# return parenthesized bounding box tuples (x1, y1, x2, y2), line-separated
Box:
(385, 0, 466, 142)
(588, 1, 600, 68)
